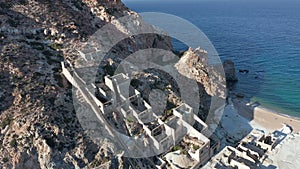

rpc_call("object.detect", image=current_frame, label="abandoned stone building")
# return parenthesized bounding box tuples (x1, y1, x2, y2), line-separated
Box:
(209, 129, 278, 169)
(61, 62, 220, 168)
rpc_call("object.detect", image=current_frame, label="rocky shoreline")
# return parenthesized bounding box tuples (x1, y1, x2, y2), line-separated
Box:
(224, 60, 300, 133)
(222, 55, 300, 133)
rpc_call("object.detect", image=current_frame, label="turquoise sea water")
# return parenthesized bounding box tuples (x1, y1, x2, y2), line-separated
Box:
(124, 0, 300, 117)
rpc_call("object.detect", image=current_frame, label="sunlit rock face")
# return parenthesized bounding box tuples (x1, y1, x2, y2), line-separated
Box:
(175, 47, 226, 98)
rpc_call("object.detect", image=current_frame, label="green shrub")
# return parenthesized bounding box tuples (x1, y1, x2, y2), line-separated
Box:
(166, 109, 173, 116)
(49, 43, 63, 50)
(106, 8, 117, 15)
(193, 144, 200, 150)
(181, 150, 188, 155)
(90, 159, 101, 167)
(2, 157, 9, 163)
(10, 139, 17, 147)
(173, 145, 182, 152)
(126, 117, 134, 123)
(1, 115, 13, 129)
(18, 0, 28, 5)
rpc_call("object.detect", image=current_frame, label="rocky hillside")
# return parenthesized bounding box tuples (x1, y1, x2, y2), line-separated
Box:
(0, 1, 148, 168)
(0, 0, 225, 168)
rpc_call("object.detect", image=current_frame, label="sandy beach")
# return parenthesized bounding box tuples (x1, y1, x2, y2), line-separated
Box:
(232, 98, 300, 133)
(203, 98, 300, 169)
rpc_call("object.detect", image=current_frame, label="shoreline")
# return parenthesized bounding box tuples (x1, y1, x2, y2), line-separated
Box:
(257, 104, 300, 121)
(232, 98, 300, 133)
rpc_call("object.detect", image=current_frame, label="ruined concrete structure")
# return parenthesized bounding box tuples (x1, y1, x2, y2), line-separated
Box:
(61, 62, 219, 168)
(209, 129, 278, 169)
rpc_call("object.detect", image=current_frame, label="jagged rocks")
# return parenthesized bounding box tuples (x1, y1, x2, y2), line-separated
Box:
(223, 60, 238, 82)
(175, 47, 226, 99)
(239, 69, 249, 74)
(223, 60, 238, 89)
(0, 0, 132, 168)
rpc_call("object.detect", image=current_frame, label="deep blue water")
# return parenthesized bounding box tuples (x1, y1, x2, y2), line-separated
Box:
(123, 0, 300, 117)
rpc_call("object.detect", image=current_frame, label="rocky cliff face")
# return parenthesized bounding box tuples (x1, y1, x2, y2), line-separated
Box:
(0, 1, 154, 168)
(175, 48, 226, 98)
(175, 48, 226, 119)
(0, 1, 223, 168)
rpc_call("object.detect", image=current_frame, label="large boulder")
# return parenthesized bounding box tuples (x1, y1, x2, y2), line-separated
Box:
(175, 48, 226, 99)
(223, 60, 238, 89)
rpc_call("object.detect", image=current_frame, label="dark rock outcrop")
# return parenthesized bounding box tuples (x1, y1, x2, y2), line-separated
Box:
(223, 60, 238, 89)
(239, 69, 249, 74)
(223, 60, 238, 82)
